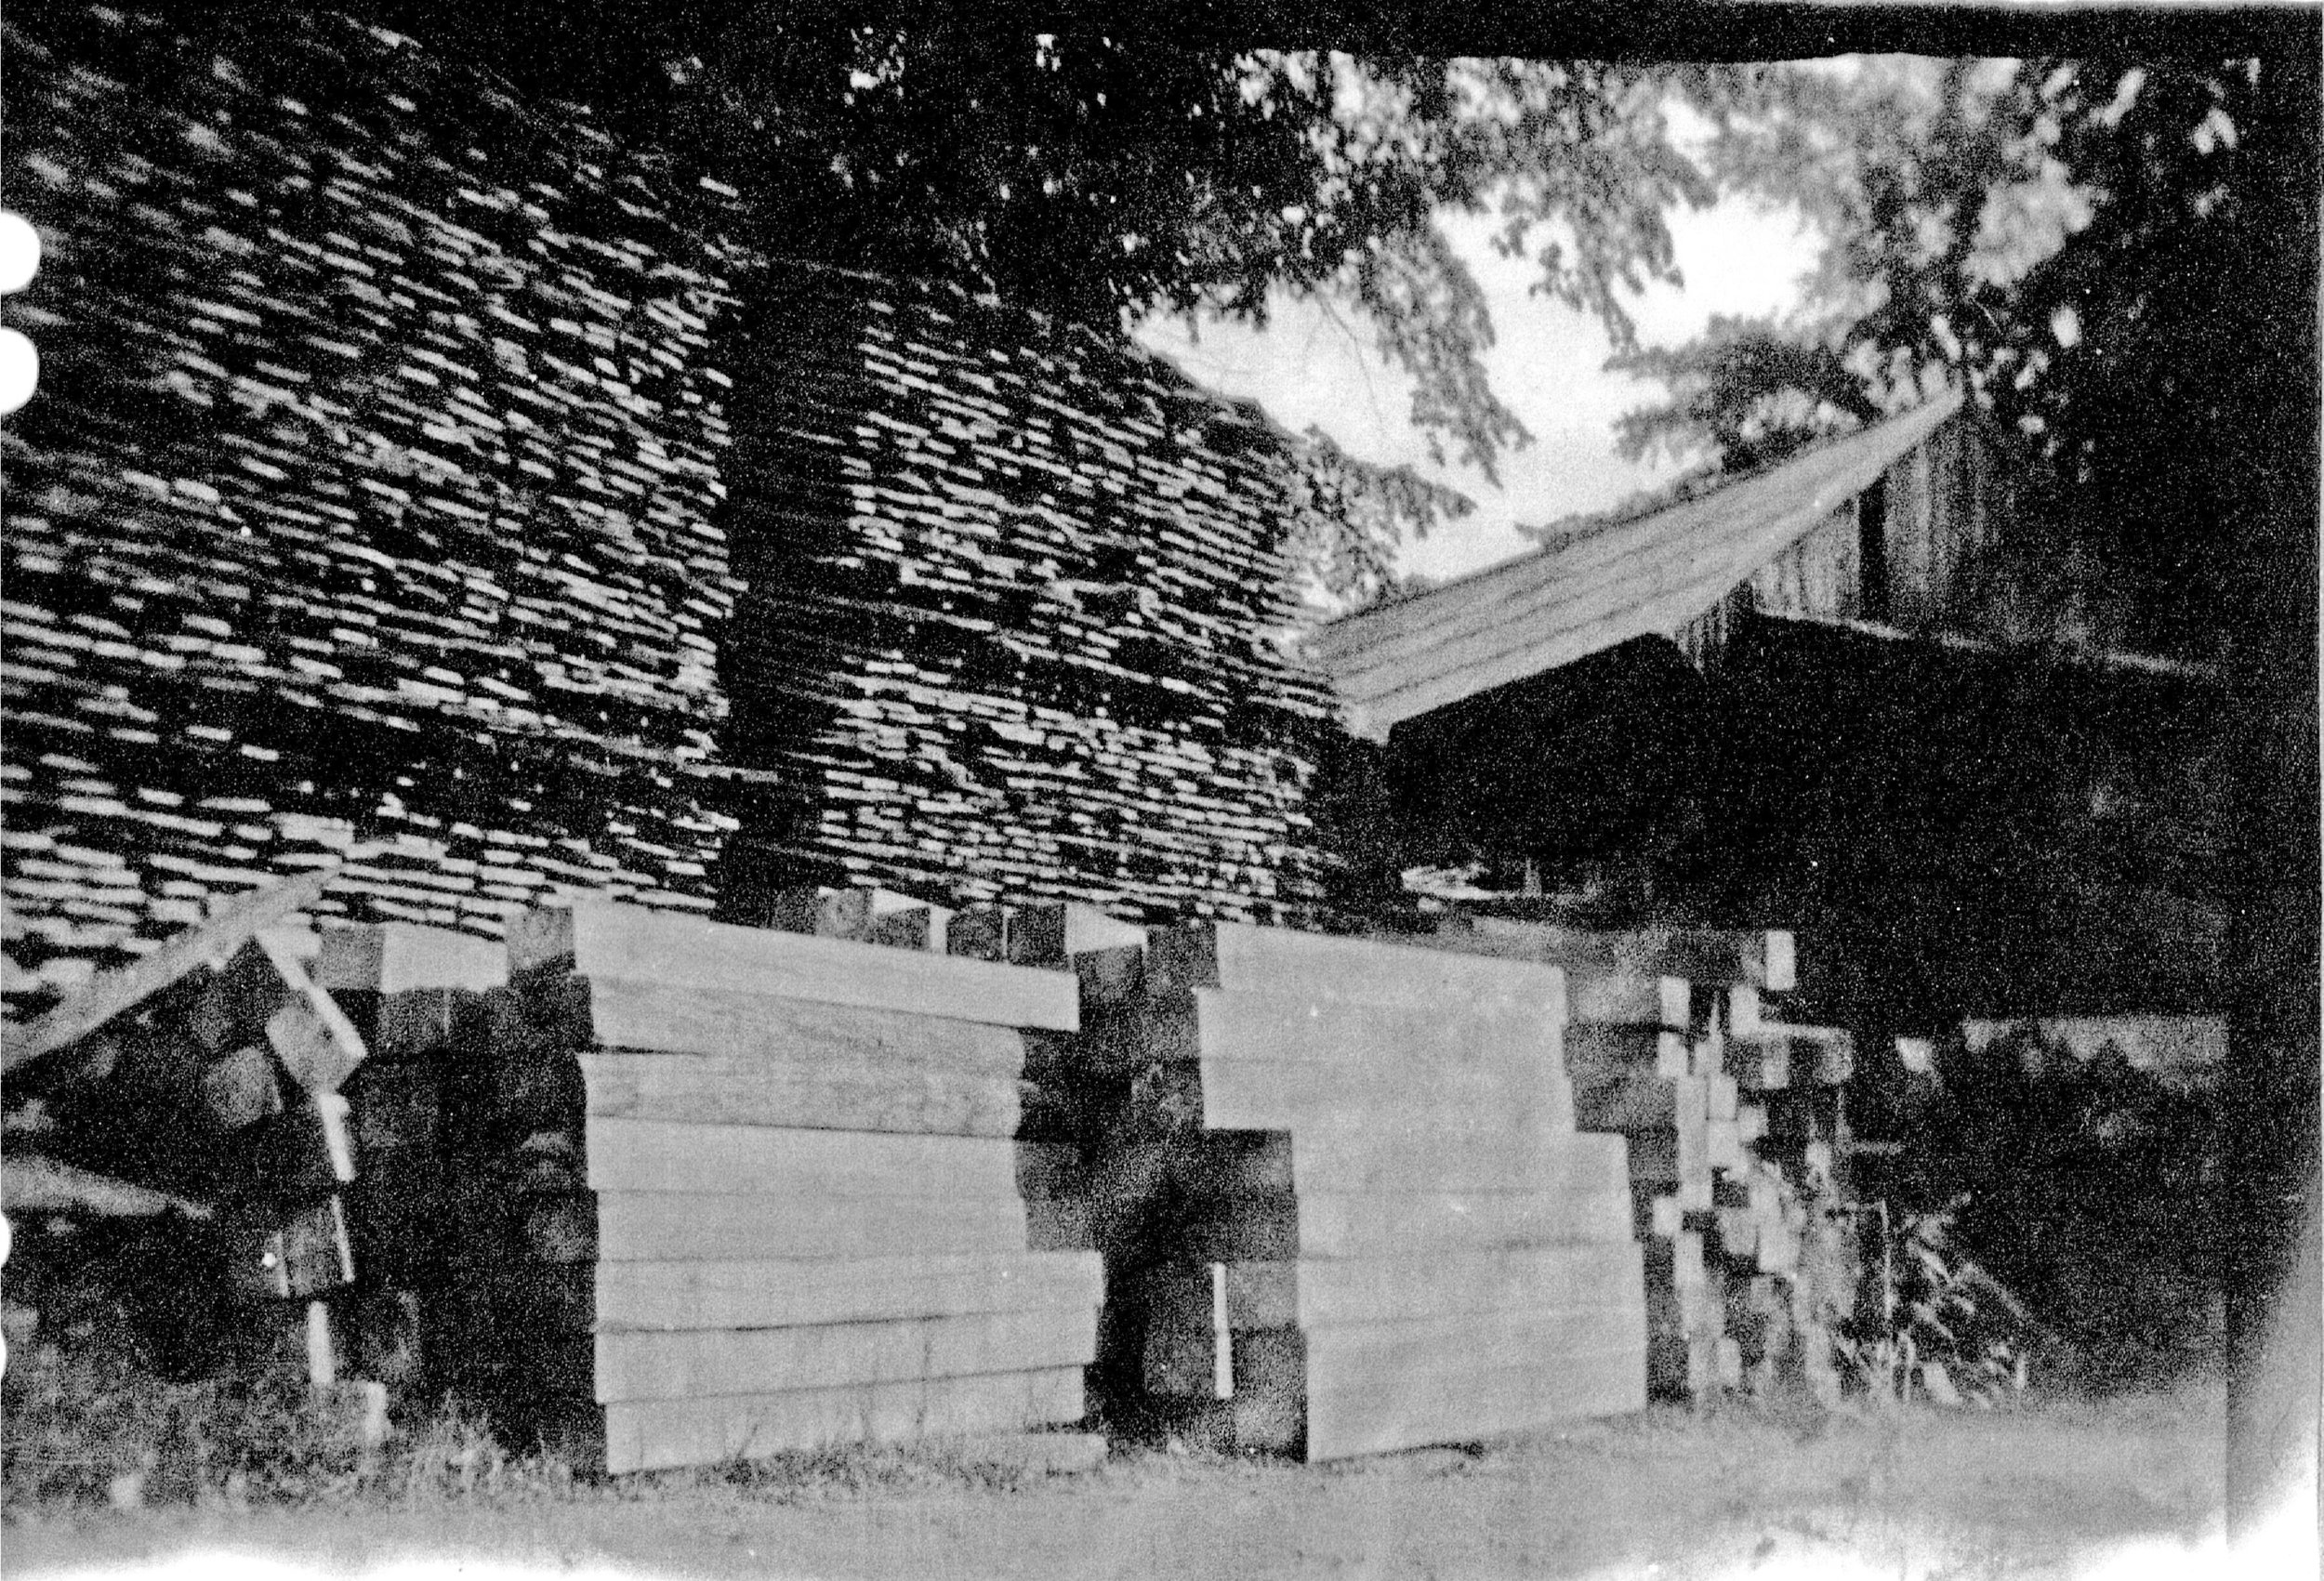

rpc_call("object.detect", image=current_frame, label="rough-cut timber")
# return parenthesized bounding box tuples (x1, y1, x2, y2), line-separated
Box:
(3, 10, 750, 994)
(583, 1308, 1103, 1403)
(509, 903, 1079, 1033)
(717, 263, 1338, 927)
(603, 1367, 1089, 1476)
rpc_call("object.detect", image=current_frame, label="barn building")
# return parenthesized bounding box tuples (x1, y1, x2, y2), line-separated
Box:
(1313, 392, 2233, 1032)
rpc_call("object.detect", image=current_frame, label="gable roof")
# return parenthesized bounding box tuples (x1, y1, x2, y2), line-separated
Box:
(1315, 389, 1966, 740)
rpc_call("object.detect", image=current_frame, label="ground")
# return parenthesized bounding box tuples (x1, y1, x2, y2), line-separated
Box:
(3, 1379, 2242, 1581)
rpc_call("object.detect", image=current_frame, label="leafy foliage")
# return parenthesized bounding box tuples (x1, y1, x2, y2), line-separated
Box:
(366, 3, 1762, 579)
(1882, 1026, 2226, 1390)
(1835, 1197, 2034, 1409)
(1610, 49, 2317, 658)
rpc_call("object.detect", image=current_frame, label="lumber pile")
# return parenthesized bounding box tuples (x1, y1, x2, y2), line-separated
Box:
(713, 265, 1338, 927)
(3, 7, 754, 1007)
(1072, 920, 1647, 1459)
(413, 896, 1107, 1474)
(1418, 914, 1859, 1402)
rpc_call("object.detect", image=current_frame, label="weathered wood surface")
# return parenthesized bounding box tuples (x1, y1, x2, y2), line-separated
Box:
(578, 1052, 1038, 1140)
(582, 1117, 1077, 1201)
(524, 1191, 1089, 1263)
(602, 1365, 1089, 1474)
(1135, 922, 1566, 1019)
(1165, 1177, 1635, 1261)
(527, 975, 1037, 1074)
(1117, 1052, 1571, 1139)
(1145, 1303, 1645, 1402)
(1301, 1343, 1648, 1460)
(1142, 1242, 1645, 1332)
(4, 866, 337, 1075)
(1092, 988, 1563, 1073)
(581, 1307, 1102, 1403)
(507, 903, 1079, 1032)
(513, 1250, 1106, 1332)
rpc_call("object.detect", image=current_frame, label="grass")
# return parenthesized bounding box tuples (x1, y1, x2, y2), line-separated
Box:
(1, 1337, 1109, 1520)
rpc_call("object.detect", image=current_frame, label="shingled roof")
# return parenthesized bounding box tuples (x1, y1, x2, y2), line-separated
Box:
(1314, 389, 1966, 739)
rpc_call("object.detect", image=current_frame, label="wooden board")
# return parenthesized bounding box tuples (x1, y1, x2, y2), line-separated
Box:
(316, 922, 505, 995)
(588, 1307, 1100, 1403)
(528, 975, 1037, 1076)
(1143, 1242, 1644, 1332)
(603, 1365, 1088, 1474)
(586, 1250, 1105, 1332)
(1301, 1343, 1648, 1460)
(1146, 1304, 1645, 1401)
(1167, 1179, 1636, 1261)
(1097, 1126, 1612, 1203)
(1139, 922, 1565, 1019)
(579, 1052, 1033, 1140)
(582, 1116, 1072, 1201)
(5, 865, 337, 1076)
(1094, 988, 1564, 1074)
(543, 1192, 1088, 1262)
(1123, 1053, 1570, 1139)
(508, 902, 1078, 1033)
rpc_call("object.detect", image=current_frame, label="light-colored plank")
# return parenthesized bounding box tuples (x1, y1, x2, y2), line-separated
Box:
(1142, 922, 1565, 1019)
(5, 865, 338, 1076)
(574, 1192, 1085, 1262)
(590, 1250, 1105, 1331)
(1124, 1052, 1570, 1139)
(583, 1116, 1072, 1200)
(1302, 1343, 1648, 1460)
(316, 922, 505, 995)
(508, 902, 1078, 1032)
(531, 975, 1034, 1074)
(1148, 1304, 1645, 1402)
(589, 1307, 1099, 1403)
(604, 1366, 1089, 1474)
(1169, 1181, 1634, 1261)
(1142, 1242, 1645, 1332)
(1096, 988, 1564, 1074)
(579, 1052, 1030, 1139)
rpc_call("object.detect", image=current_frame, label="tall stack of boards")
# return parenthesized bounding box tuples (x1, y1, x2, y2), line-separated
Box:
(314, 899, 1107, 1474)
(1413, 913, 1859, 1403)
(1074, 920, 1647, 1460)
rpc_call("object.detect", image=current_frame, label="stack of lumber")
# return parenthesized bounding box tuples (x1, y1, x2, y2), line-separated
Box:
(424, 896, 1106, 1474)
(1415, 914, 1858, 1403)
(714, 264, 1338, 927)
(1076, 920, 1646, 1459)
(4, 7, 753, 1008)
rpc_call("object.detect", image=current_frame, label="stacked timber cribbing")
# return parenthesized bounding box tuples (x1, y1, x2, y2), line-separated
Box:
(1073, 922, 1647, 1458)
(1415, 914, 1860, 1401)
(445, 900, 1103, 1472)
(4, 6, 1346, 1013)
(2, 7, 749, 994)
(714, 265, 1339, 925)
